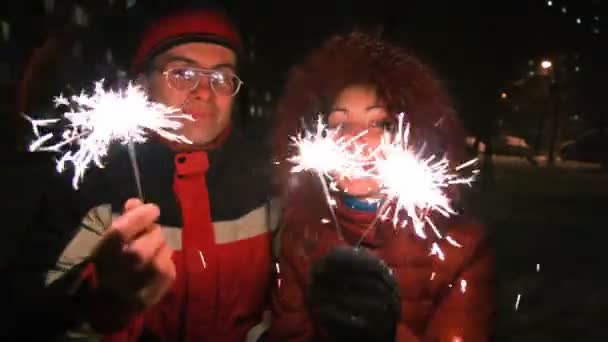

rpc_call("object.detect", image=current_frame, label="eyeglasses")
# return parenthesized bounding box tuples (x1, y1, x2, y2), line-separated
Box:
(162, 67, 244, 96)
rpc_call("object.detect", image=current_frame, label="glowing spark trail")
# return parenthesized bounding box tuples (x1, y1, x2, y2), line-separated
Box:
(429, 242, 445, 261)
(26, 80, 193, 189)
(515, 293, 522, 311)
(460, 279, 467, 293)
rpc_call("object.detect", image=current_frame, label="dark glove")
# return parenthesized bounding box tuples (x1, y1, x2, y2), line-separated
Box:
(307, 246, 401, 342)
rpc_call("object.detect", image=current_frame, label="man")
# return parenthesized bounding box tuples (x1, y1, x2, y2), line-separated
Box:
(4, 5, 276, 341)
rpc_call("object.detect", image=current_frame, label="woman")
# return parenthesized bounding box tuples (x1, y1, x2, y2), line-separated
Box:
(269, 31, 495, 341)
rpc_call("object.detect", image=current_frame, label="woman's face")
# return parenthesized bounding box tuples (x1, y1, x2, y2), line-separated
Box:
(328, 84, 392, 198)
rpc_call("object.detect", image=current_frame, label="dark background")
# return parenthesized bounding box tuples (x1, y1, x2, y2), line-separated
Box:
(1, 1, 607, 340)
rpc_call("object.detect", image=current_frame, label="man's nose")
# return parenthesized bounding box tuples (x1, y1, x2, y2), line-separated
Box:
(190, 76, 213, 101)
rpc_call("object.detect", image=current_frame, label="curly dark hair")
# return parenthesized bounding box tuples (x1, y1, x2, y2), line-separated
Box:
(274, 31, 467, 188)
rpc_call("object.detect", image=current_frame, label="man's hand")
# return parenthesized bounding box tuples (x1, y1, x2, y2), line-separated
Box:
(307, 246, 401, 342)
(91, 198, 176, 311)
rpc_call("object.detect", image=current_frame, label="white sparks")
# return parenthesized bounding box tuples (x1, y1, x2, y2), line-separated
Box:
(321, 218, 331, 224)
(430, 242, 445, 261)
(372, 114, 477, 236)
(426, 216, 443, 239)
(199, 250, 207, 269)
(515, 293, 522, 311)
(23, 115, 60, 138)
(446, 235, 463, 248)
(275, 262, 282, 288)
(460, 279, 467, 293)
(286, 113, 478, 252)
(288, 116, 369, 181)
(430, 272, 436, 280)
(25, 80, 193, 189)
(287, 116, 370, 239)
(536, 263, 541, 272)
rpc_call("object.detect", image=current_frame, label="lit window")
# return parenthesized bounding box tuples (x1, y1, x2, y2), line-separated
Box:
(547, 0, 552, 6)
(44, 0, 55, 14)
(1, 21, 9, 42)
(576, 18, 582, 24)
(561, 6, 567, 14)
(106, 49, 113, 63)
(73, 5, 89, 27)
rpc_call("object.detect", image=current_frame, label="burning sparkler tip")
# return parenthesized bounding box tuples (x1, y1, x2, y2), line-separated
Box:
(26, 78, 192, 189)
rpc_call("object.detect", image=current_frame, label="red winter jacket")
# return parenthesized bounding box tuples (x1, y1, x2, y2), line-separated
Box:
(268, 177, 495, 342)
(95, 133, 274, 341)
(8, 130, 275, 341)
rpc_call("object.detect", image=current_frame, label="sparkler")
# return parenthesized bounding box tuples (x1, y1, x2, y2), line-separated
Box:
(371, 114, 477, 238)
(288, 116, 370, 239)
(287, 113, 478, 258)
(25, 80, 193, 192)
(288, 116, 369, 179)
(356, 114, 477, 257)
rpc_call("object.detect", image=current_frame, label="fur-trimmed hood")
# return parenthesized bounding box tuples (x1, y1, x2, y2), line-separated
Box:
(274, 31, 467, 187)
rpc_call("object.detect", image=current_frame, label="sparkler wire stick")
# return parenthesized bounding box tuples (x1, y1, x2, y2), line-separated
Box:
(127, 142, 144, 200)
(316, 170, 343, 240)
(356, 198, 390, 246)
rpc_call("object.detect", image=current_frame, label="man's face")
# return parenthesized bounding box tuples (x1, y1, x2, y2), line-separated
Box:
(146, 42, 238, 150)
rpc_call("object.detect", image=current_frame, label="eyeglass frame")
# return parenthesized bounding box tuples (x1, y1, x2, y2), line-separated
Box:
(160, 66, 244, 96)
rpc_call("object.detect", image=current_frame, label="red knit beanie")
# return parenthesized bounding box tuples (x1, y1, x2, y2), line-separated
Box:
(131, 8, 242, 74)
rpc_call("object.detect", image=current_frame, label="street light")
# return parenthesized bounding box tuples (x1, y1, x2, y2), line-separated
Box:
(538, 59, 560, 165)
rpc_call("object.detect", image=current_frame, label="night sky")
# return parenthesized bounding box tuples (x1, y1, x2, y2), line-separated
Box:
(1, 0, 606, 144)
